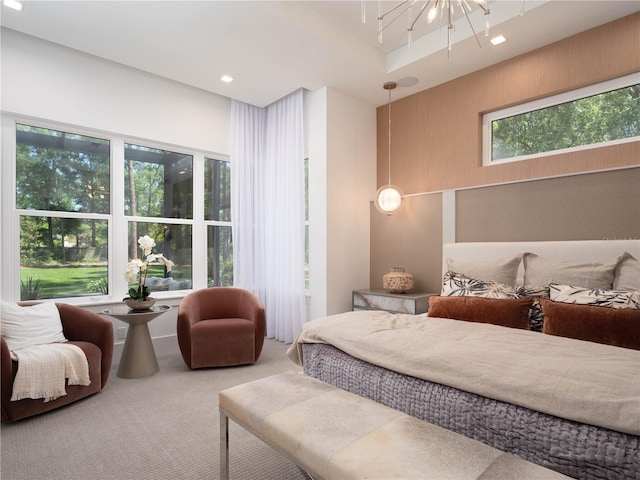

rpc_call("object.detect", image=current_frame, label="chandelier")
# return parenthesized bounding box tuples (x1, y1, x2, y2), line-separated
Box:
(362, 0, 495, 54)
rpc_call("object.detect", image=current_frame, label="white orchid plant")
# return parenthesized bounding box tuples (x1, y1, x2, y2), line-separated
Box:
(124, 235, 175, 301)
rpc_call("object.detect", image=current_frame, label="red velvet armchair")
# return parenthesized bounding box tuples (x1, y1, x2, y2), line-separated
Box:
(1, 303, 114, 422)
(177, 287, 266, 369)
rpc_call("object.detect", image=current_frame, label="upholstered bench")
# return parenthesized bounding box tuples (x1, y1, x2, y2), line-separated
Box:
(219, 371, 570, 480)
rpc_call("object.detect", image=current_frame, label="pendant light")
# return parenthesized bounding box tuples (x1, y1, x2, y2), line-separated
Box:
(374, 81, 403, 215)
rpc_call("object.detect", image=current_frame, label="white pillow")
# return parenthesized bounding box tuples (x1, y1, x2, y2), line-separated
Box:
(613, 252, 640, 291)
(446, 255, 522, 285)
(523, 253, 618, 290)
(0, 301, 67, 351)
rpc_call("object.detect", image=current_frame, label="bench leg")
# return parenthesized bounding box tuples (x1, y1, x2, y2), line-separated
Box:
(220, 411, 229, 480)
(220, 408, 312, 480)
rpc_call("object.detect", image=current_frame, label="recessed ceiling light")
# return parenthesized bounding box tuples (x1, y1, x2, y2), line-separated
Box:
(3, 0, 23, 11)
(221, 75, 234, 84)
(490, 35, 506, 46)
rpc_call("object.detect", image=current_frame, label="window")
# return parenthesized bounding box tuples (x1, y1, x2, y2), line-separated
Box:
(16, 124, 111, 300)
(125, 144, 194, 292)
(483, 73, 640, 165)
(205, 158, 232, 286)
(5, 117, 229, 302)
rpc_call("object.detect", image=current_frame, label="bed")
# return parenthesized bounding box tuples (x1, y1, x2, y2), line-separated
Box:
(287, 240, 640, 480)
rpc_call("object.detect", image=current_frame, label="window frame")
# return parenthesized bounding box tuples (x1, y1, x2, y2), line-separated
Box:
(1, 114, 229, 304)
(204, 156, 233, 287)
(482, 73, 640, 166)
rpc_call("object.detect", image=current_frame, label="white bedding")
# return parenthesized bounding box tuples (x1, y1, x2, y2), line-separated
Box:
(288, 310, 640, 436)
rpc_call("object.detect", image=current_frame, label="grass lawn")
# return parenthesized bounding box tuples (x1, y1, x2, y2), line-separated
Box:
(20, 265, 178, 300)
(20, 265, 109, 299)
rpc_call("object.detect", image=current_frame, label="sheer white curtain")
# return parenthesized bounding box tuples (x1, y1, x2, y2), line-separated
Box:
(230, 89, 307, 342)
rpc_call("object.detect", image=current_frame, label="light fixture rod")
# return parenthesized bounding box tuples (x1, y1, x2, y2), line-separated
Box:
(384, 81, 397, 185)
(374, 81, 403, 215)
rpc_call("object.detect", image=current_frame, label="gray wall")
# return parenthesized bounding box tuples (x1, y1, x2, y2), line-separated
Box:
(456, 168, 640, 242)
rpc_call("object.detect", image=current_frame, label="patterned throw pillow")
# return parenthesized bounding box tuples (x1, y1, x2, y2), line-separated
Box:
(515, 285, 550, 332)
(441, 270, 518, 298)
(441, 271, 549, 331)
(549, 283, 640, 309)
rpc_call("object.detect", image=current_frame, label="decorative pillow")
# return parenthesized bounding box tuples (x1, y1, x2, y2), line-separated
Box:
(441, 270, 519, 299)
(550, 283, 640, 309)
(613, 252, 640, 291)
(446, 255, 522, 285)
(0, 301, 67, 351)
(540, 298, 640, 350)
(428, 295, 533, 330)
(515, 284, 550, 332)
(523, 253, 618, 290)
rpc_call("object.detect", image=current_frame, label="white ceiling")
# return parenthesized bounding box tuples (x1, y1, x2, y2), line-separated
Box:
(1, 1, 638, 107)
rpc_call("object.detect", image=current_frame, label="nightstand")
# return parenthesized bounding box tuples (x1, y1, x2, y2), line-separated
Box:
(352, 289, 435, 315)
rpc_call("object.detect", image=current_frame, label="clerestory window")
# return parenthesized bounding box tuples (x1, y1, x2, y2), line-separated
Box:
(482, 73, 640, 166)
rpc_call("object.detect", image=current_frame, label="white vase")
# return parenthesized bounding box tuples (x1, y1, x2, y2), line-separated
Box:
(125, 297, 156, 311)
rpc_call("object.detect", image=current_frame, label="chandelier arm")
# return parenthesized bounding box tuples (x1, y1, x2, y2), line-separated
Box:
(469, 0, 490, 15)
(408, 1, 431, 31)
(377, 4, 413, 37)
(459, 1, 483, 48)
(378, 0, 410, 21)
(460, 0, 474, 14)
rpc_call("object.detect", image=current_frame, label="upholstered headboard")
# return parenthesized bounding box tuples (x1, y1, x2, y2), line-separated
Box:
(442, 239, 640, 285)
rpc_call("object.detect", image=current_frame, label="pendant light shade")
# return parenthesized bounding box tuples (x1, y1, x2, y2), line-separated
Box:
(375, 185, 403, 214)
(375, 81, 403, 215)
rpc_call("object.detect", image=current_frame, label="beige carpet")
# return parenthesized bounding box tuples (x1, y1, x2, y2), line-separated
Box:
(1, 337, 307, 480)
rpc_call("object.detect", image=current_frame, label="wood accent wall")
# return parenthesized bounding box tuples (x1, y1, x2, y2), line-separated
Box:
(370, 13, 640, 293)
(376, 13, 640, 195)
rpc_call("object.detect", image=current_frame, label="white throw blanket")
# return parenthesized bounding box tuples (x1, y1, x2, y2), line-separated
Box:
(288, 310, 640, 436)
(10, 343, 90, 402)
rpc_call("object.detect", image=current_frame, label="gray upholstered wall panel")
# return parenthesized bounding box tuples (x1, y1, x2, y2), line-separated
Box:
(455, 167, 640, 243)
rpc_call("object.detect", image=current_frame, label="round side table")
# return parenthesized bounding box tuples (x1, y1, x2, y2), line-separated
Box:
(101, 305, 171, 379)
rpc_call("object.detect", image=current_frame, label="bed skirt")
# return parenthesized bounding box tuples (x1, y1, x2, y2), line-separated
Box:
(301, 343, 639, 480)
